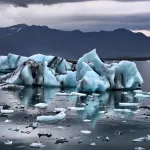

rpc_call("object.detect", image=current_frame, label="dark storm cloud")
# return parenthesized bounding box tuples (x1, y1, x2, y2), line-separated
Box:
(0, 0, 150, 7)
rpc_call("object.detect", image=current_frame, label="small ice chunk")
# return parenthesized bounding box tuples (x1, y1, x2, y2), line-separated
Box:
(4, 140, 12, 145)
(54, 108, 67, 112)
(5, 119, 12, 123)
(81, 130, 91, 134)
(133, 135, 150, 142)
(9, 127, 19, 132)
(34, 103, 48, 109)
(119, 103, 139, 107)
(105, 137, 110, 141)
(90, 142, 96, 146)
(37, 111, 66, 122)
(55, 137, 68, 144)
(81, 103, 86, 106)
(55, 126, 65, 129)
(114, 109, 132, 113)
(68, 107, 85, 111)
(29, 142, 45, 148)
(26, 122, 38, 129)
(83, 119, 91, 122)
(55, 92, 71, 96)
(99, 111, 106, 114)
(134, 147, 145, 150)
(1, 109, 14, 114)
(135, 93, 150, 98)
(71, 92, 86, 97)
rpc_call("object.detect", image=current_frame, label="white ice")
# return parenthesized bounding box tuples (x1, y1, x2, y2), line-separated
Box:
(37, 111, 66, 122)
(34, 103, 48, 109)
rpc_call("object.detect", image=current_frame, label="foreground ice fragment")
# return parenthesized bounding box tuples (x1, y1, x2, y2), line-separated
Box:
(1, 109, 14, 114)
(9, 127, 19, 132)
(68, 107, 85, 111)
(90, 143, 96, 146)
(71, 92, 86, 97)
(134, 147, 145, 150)
(83, 119, 91, 122)
(81, 130, 91, 134)
(54, 108, 67, 112)
(133, 135, 150, 142)
(119, 103, 139, 107)
(34, 103, 48, 109)
(55, 92, 71, 96)
(37, 111, 66, 122)
(135, 93, 150, 98)
(29, 142, 45, 148)
(5, 119, 12, 123)
(4, 140, 12, 145)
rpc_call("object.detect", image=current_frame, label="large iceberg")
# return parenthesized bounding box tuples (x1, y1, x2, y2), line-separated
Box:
(0, 49, 143, 92)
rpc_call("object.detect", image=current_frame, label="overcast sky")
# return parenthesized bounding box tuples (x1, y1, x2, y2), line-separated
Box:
(0, 0, 150, 36)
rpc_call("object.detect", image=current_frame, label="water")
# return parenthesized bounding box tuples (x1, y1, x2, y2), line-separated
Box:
(0, 61, 150, 150)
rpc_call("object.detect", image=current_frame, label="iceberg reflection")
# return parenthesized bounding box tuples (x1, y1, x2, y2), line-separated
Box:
(16, 88, 149, 127)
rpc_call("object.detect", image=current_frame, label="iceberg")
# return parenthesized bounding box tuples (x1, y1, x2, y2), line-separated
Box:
(0, 49, 143, 92)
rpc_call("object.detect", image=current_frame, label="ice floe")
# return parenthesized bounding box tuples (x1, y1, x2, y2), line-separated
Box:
(34, 103, 48, 109)
(4, 140, 12, 145)
(29, 142, 45, 148)
(68, 107, 85, 111)
(37, 111, 66, 122)
(81, 130, 91, 134)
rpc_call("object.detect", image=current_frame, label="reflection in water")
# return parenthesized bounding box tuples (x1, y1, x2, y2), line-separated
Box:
(16, 87, 146, 127)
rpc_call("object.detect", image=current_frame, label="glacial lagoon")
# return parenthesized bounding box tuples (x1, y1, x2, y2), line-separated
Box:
(0, 61, 150, 150)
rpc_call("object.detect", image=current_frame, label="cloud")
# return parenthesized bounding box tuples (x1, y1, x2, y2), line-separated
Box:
(0, 0, 150, 7)
(0, 1, 150, 32)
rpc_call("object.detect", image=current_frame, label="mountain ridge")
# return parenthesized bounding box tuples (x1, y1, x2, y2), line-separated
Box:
(0, 24, 150, 59)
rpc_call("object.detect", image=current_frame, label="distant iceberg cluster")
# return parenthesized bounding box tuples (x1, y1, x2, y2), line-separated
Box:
(0, 49, 143, 92)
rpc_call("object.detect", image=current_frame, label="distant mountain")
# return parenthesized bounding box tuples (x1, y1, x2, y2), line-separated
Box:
(0, 24, 150, 59)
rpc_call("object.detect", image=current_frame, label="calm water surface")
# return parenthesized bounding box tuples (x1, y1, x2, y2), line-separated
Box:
(0, 61, 150, 150)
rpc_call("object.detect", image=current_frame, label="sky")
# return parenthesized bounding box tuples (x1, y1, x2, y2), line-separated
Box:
(0, 0, 150, 36)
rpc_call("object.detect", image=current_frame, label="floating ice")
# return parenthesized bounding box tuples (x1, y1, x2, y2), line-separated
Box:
(68, 107, 85, 111)
(71, 92, 86, 97)
(54, 108, 67, 112)
(37, 111, 66, 122)
(1, 109, 14, 114)
(134, 147, 145, 150)
(90, 143, 96, 146)
(55, 126, 66, 129)
(114, 109, 132, 113)
(4, 140, 12, 145)
(81, 130, 91, 134)
(83, 119, 91, 122)
(119, 103, 139, 107)
(0, 50, 143, 92)
(34, 103, 48, 109)
(135, 93, 150, 98)
(9, 127, 19, 132)
(5, 119, 12, 123)
(29, 142, 45, 148)
(55, 92, 71, 96)
(133, 135, 150, 142)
